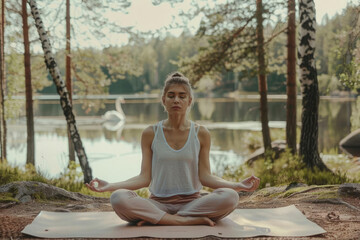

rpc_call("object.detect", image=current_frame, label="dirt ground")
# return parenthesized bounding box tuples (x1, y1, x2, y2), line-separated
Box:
(1, 184, 360, 240)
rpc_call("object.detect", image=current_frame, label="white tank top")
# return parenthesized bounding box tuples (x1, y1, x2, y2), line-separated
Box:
(149, 120, 203, 197)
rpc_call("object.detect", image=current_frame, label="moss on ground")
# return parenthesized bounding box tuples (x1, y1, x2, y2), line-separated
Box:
(0, 192, 18, 203)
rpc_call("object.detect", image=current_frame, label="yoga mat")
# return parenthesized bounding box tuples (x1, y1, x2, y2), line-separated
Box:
(22, 205, 325, 238)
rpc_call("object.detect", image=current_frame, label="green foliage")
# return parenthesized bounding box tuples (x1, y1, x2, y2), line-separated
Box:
(223, 150, 358, 189)
(0, 163, 48, 184)
(135, 188, 150, 199)
(318, 74, 342, 95)
(0, 162, 103, 197)
(3, 0, 358, 100)
(0, 161, 153, 199)
(0, 192, 19, 203)
(316, 5, 359, 93)
(52, 161, 84, 192)
(339, 45, 360, 91)
(4, 49, 51, 120)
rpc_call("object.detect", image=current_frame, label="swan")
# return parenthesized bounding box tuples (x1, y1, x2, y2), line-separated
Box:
(102, 97, 126, 131)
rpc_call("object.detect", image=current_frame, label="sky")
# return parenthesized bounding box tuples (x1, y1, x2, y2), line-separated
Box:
(109, 0, 355, 31)
(117, 0, 353, 30)
(96, 0, 357, 48)
(314, 0, 357, 23)
(29, 0, 357, 51)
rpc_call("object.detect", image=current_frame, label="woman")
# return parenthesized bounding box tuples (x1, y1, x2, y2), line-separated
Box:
(86, 72, 260, 226)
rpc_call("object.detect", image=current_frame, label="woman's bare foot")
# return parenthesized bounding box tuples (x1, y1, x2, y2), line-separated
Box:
(137, 220, 152, 226)
(136, 214, 215, 227)
(136, 213, 215, 227)
(148, 213, 215, 226)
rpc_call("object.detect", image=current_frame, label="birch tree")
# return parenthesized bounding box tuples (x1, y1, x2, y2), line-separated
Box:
(27, 0, 93, 183)
(65, 0, 75, 163)
(298, 0, 328, 170)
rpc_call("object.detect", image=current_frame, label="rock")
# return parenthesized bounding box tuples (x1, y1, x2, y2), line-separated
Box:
(339, 129, 360, 157)
(246, 140, 290, 165)
(0, 181, 100, 203)
(338, 183, 360, 198)
(19, 195, 32, 203)
(327, 212, 340, 221)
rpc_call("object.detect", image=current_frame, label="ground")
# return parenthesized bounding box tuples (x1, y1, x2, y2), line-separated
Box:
(0, 183, 359, 240)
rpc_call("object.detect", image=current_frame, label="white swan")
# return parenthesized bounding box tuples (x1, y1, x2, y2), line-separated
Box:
(102, 97, 126, 131)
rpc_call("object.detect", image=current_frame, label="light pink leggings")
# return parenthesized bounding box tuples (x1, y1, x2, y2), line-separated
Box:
(110, 188, 239, 224)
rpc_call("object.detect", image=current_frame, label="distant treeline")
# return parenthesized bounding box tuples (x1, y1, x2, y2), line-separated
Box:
(6, 5, 358, 97)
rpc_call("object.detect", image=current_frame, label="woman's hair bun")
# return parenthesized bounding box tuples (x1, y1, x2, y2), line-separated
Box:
(171, 72, 183, 78)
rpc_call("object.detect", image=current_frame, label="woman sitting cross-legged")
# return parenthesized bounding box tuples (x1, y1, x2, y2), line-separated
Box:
(86, 72, 260, 226)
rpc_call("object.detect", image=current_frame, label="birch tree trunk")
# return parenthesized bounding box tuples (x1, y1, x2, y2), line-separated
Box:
(256, 0, 272, 150)
(298, 0, 328, 170)
(66, 0, 75, 163)
(27, 0, 93, 183)
(22, 0, 35, 166)
(286, 0, 297, 154)
(0, 0, 5, 162)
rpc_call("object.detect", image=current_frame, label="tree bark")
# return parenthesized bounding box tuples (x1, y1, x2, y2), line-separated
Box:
(256, 0, 271, 150)
(298, 0, 328, 171)
(27, 0, 93, 183)
(22, 0, 35, 166)
(66, 0, 75, 163)
(0, 0, 6, 162)
(286, 0, 297, 154)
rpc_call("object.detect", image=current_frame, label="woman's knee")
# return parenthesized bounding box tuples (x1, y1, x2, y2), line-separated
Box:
(214, 188, 239, 208)
(110, 189, 137, 208)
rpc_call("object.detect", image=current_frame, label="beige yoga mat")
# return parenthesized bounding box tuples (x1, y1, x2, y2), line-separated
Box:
(22, 205, 325, 238)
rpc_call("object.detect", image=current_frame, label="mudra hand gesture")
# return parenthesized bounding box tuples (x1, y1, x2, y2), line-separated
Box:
(234, 175, 260, 192)
(86, 178, 110, 192)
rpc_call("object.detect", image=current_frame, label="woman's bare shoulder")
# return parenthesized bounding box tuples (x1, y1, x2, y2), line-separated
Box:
(195, 123, 210, 138)
(141, 125, 155, 141)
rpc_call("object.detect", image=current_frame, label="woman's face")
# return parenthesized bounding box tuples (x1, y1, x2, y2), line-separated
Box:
(162, 84, 192, 114)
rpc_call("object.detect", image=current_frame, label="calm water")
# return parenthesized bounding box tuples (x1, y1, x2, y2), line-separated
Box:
(7, 97, 357, 182)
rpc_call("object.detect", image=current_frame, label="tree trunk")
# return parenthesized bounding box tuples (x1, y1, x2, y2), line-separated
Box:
(286, 0, 297, 154)
(22, 0, 35, 166)
(0, 0, 6, 162)
(298, 0, 328, 171)
(66, 0, 75, 163)
(256, 0, 271, 150)
(28, 0, 93, 183)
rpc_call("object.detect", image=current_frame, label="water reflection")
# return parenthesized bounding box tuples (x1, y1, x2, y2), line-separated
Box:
(198, 98, 215, 120)
(7, 97, 357, 180)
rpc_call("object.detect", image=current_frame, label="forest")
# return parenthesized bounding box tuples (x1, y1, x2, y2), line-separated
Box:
(1, 1, 360, 238)
(4, 1, 359, 99)
(0, 0, 359, 184)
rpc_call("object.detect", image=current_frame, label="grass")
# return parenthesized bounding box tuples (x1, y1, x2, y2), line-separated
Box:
(0, 148, 359, 200)
(223, 149, 360, 188)
(0, 161, 113, 199)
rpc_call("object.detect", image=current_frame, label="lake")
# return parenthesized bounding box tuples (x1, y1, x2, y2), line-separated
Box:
(6, 96, 357, 182)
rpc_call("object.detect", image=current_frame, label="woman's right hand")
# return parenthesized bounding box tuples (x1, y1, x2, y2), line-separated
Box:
(85, 178, 110, 192)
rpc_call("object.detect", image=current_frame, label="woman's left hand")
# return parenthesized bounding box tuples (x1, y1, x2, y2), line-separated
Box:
(234, 175, 260, 192)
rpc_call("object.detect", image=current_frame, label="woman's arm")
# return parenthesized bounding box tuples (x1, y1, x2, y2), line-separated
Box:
(86, 126, 154, 192)
(197, 125, 260, 192)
